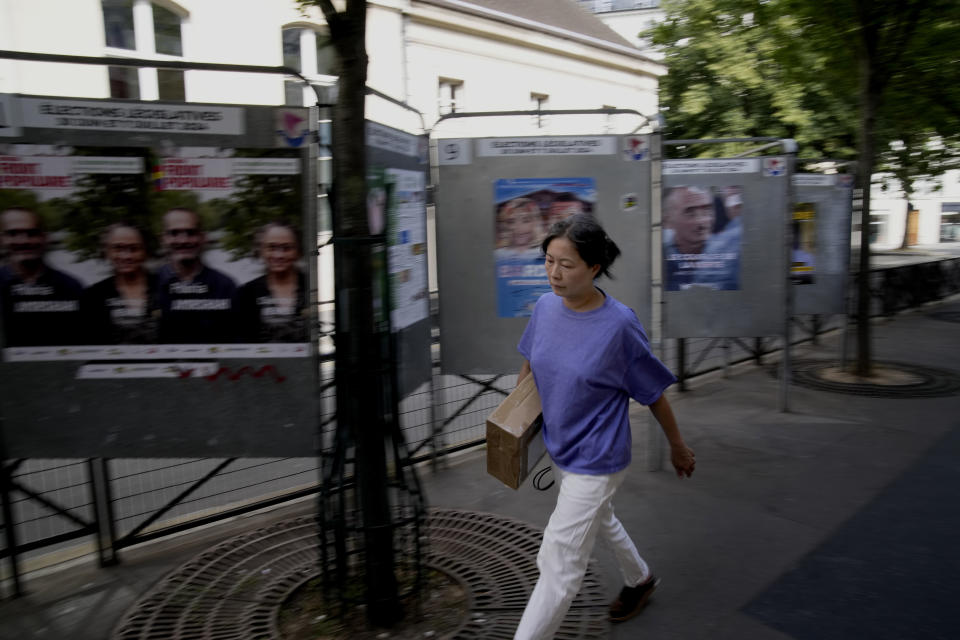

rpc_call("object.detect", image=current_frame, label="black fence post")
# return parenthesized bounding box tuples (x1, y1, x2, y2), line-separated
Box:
(0, 458, 23, 598)
(88, 458, 119, 567)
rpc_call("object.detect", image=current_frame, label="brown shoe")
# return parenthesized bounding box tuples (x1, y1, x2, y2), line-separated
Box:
(609, 575, 659, 622)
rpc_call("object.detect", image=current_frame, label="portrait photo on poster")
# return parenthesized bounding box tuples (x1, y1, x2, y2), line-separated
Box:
(493, 177, 596, 317)
(0, 145, 309, 361)
(662, 184, 743, 291)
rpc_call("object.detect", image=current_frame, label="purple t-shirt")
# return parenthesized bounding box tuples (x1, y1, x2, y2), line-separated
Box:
(518, 291, 676, 475)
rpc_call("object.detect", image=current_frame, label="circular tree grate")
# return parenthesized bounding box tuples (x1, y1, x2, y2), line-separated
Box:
(786, 360, 960, 398)
(112, 508, 610, 640)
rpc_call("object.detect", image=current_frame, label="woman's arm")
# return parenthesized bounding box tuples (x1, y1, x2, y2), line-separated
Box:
(518, 358, 531, 383)
(649, 394, 696, 478)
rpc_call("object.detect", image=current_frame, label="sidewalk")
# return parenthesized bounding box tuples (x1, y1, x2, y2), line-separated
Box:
(862, 241, 960, 268)
(3, 296, 960, 639)
(425, 296, 960, 639)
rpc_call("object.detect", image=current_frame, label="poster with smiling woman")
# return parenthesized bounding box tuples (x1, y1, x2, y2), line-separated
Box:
(493, 177, 596, 317)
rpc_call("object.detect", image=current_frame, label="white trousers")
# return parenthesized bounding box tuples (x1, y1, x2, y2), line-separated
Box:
(514, 466, 650, 640)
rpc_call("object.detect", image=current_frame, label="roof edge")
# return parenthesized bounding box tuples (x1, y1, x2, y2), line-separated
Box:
(413, 0, 662, 67)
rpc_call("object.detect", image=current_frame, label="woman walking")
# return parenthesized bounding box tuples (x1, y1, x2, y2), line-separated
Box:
(514, 214, 695, 639)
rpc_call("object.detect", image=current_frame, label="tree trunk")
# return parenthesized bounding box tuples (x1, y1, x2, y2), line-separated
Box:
(855, 25, 881, 378)
(899, 199, 914, 249)
(323, 0, 402, 627)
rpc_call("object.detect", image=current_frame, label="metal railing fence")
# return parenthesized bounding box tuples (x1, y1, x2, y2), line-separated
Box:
(3, 256, 959, 595)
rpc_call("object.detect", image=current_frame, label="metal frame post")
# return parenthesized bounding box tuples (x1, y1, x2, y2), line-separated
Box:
(0, 457, 23, 598)
(648, 127, 665, 472)
(88, 458, 119, 567)
(677, 338, 687, 391)
(780, 142, 799, 412)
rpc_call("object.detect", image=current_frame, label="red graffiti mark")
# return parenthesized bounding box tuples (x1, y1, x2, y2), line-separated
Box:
(227, 366, 254, 380)
(178, 368, 194, 379)
(204, 367, 229, 381)
(201, 365, 286, 383)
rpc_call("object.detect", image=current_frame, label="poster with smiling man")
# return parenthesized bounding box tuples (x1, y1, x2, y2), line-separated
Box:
(662, 185, 743, 291)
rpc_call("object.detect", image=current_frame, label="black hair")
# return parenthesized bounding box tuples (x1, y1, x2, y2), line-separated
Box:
(540, 213, 621, 279)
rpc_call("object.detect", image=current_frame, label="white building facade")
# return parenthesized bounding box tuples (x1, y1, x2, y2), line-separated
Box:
(867, 172, 960, 249)
(0, 0, 663, 137)
(0, 0, 662, 315)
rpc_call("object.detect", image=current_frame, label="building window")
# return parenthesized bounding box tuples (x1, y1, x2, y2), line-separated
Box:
(158, 69, 185, 101)
(941, 205, 960, 242)
(153, 4, 183, 56)
(103, 0, 136, 49)
(108, 66, 140, 99)
(869, 213, 889, 245)
(438, 78, 462, 115)
(282, 26, 336, 106)
(102, 0, 186, 101)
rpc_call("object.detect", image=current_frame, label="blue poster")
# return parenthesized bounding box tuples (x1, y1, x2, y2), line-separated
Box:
(662, 185, 743, 291)
(494, 177, 596, 317)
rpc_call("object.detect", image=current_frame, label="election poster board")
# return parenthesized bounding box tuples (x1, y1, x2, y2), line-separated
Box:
(662, 158, 789, 338)
(436, 135, 653, 374)
(0, 94, 318, 457)
(366, 121, 432, 398)
(792, 173, 853, 315)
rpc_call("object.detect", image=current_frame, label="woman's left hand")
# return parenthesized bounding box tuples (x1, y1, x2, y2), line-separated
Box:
(670, 444, 696, 478)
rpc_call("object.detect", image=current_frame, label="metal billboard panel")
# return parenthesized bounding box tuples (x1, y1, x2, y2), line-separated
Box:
(662, 157, 789, 338)
(436, 135, 653, 374)
(366, 121, 432, 398)
(792, 173, 853, 315)
(0, 94, 318, 457)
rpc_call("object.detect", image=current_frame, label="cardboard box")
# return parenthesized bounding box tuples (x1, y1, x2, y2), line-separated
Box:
(486, 374, 547, 489)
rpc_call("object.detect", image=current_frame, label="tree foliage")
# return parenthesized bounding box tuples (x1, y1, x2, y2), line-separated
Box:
(61, 171, 150, 259)
(650, 0, 960, 374)
(650, 0, 960, 167)
(650, 0, 856, 158)
(217, 173, 301, 259)
(0, 190, 67, 232)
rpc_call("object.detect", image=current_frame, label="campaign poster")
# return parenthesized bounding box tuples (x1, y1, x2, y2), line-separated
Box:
(386, 168, 429, 331)
(1, 145, 147, 350)
(662, 185, 742, 291)
(494, 177, 596, 317)
(0, 145, 307, 363)
(792, 202, 816, 284)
